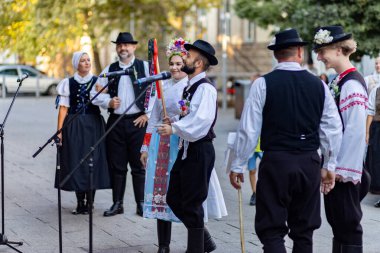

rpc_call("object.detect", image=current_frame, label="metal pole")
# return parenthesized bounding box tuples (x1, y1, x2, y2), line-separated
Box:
(1, 76, 5, 98)
(36, 76, 40, 98)
(221, 0, 230, 111)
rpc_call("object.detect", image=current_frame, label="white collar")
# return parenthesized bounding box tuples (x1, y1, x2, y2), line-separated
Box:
(188, 72, 206, 87)
(119, 56, 135, 69)
(273, 62, 303, 71)
(74, 72, 93, 83)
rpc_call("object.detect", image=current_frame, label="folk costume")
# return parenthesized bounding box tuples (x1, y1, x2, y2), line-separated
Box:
(231, 29, 342, 253)
(364, 70, 380, 96)
(313, 25, 369, 252)
(142, 38, 227, 252)
(165, 40, 219, 253)
(91, 32, 155, 217)
(55, 51, 110, 214)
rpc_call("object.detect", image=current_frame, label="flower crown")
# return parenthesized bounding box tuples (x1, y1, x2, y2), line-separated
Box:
(166, 37, 190, 59)
(314, 29, 334, 45)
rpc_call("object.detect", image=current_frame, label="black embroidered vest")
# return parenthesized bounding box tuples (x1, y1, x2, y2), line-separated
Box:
(68, 76, 100, 115)
(261, 69, 325, 151)
(337, 71, 367, 131)
(181, 77, 217, 143)
(107, 59, 147, 113)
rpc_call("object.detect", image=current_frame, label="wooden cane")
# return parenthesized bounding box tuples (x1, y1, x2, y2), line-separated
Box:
(238, 178, 246, 253)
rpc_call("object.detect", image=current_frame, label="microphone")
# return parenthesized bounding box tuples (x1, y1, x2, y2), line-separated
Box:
(133, 71, 171, 85)
(17, 73, 29, 82)
(99, 68, 134, 78)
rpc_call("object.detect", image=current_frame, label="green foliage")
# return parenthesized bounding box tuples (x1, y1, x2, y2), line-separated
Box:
(234, 0, 380, 58)
(0, 0, 220, 74)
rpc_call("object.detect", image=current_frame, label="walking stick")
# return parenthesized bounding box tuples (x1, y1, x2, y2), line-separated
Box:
(238, 178, 246, 253)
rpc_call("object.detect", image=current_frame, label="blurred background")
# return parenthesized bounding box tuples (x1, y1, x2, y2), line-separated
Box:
(1, 0, 380, 110)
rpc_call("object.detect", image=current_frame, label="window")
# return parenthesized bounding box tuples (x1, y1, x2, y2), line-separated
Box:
(21, 68, 38, 77)
(244, 20, 255, 43)
(0, 68, 18, 76)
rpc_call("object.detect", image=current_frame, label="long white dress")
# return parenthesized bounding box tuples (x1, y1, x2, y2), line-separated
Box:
(142, 77, 227, 222)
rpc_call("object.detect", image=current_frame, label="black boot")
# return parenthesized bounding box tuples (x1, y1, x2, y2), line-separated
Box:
(72, 191, 87, 215)
(157, 220, 171, 253)
(85, 190, 96, 213)
(132, 174, 145, 217)
(186, 228, 204, 253)
(204, 227, 216, 252)
(104, 174, 126, 217)
(333, 238, 341, 253)
(341, 244, 363, 253)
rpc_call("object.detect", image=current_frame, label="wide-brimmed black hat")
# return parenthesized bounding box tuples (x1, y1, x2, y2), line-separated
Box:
(184, 40, 218, 66)
(313, 25, 352, 50)
(267, 28, 308, 50)
(111, 32, 138, 44)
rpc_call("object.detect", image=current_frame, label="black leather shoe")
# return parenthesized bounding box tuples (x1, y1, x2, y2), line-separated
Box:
(204, 227, 216, 252)
(157, 246, 170, 253)
(72, 201, 87, 215)
(374, 200, 380, 208)
(103, 201, 124, 217)
(136, 202, 144, 217)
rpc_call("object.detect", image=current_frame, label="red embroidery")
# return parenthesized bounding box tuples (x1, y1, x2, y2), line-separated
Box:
(143, 133, 152, 147)
(336, 167, 362, 174)
(339, 93, 368, 105)
(340, 100, 368, 112)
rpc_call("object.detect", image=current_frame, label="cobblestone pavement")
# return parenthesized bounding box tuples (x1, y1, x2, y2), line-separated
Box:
(0, 97, 379, 253)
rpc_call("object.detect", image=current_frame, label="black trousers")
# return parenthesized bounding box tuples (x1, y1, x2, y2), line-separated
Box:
(255, 151, 321, 253)
(167, 141, 215, 229)
(106, 113, 146, 203)
(324, 181, 363, 246)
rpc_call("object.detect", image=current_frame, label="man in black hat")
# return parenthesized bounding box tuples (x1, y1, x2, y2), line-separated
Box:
(92, 32, 153, 217)
(313, 25, 369, 253)
(157, 39, 218, 252)
(229, 28, 343, 253)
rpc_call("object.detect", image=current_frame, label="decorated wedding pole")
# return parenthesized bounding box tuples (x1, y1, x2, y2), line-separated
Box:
(149, 38, 167, 118)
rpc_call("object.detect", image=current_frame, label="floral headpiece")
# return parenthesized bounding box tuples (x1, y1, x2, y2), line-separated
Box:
(314, 29, 333, 45)
(166, 37, 190, 59)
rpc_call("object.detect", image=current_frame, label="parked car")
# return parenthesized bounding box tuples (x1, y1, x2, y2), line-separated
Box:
(0, 64, 60, 96)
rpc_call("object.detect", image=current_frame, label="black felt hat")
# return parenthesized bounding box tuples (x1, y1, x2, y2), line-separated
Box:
(267, 28, 308, 50)
(111, 32, 138, 44)
(184, 40, 218, 66)
(313, 25, 352, 50)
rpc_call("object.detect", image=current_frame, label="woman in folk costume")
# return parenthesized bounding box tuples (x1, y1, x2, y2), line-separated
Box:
(55, 51, 110, 214)
(140, 38, 227, 253)
(313, 26, 369, 253)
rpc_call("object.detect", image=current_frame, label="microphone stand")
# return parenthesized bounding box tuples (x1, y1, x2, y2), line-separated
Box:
(60, 83, 152, 253)
(0, 78, 25, 252)
(32, 77, 117, 253)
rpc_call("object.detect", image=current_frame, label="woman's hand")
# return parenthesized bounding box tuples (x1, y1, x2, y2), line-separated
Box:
(140, 152, 148, 168)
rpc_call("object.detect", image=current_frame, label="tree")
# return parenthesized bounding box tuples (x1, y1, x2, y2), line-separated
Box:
(234, 0, 380, 59)
(0, 0, 220, 75)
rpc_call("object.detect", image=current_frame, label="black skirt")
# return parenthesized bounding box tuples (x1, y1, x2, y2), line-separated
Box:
(366, 121, 380, 192)
(55, 114, 111, 191)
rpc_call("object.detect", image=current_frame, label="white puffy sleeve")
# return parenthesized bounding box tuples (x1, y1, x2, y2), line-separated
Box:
(56, 78, 70, 107)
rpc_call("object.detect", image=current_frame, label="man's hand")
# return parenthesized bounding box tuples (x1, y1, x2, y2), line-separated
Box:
(95, 83, 108, 93)
(162, 116, 171, 125)
(157, 124, 172, 136)
(229, 172, 244, 190)
(140, 152, 148, 168)
(133, 114, 148, 128)
(321, 168, 336, 195)
(109, 97, 121, 109)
